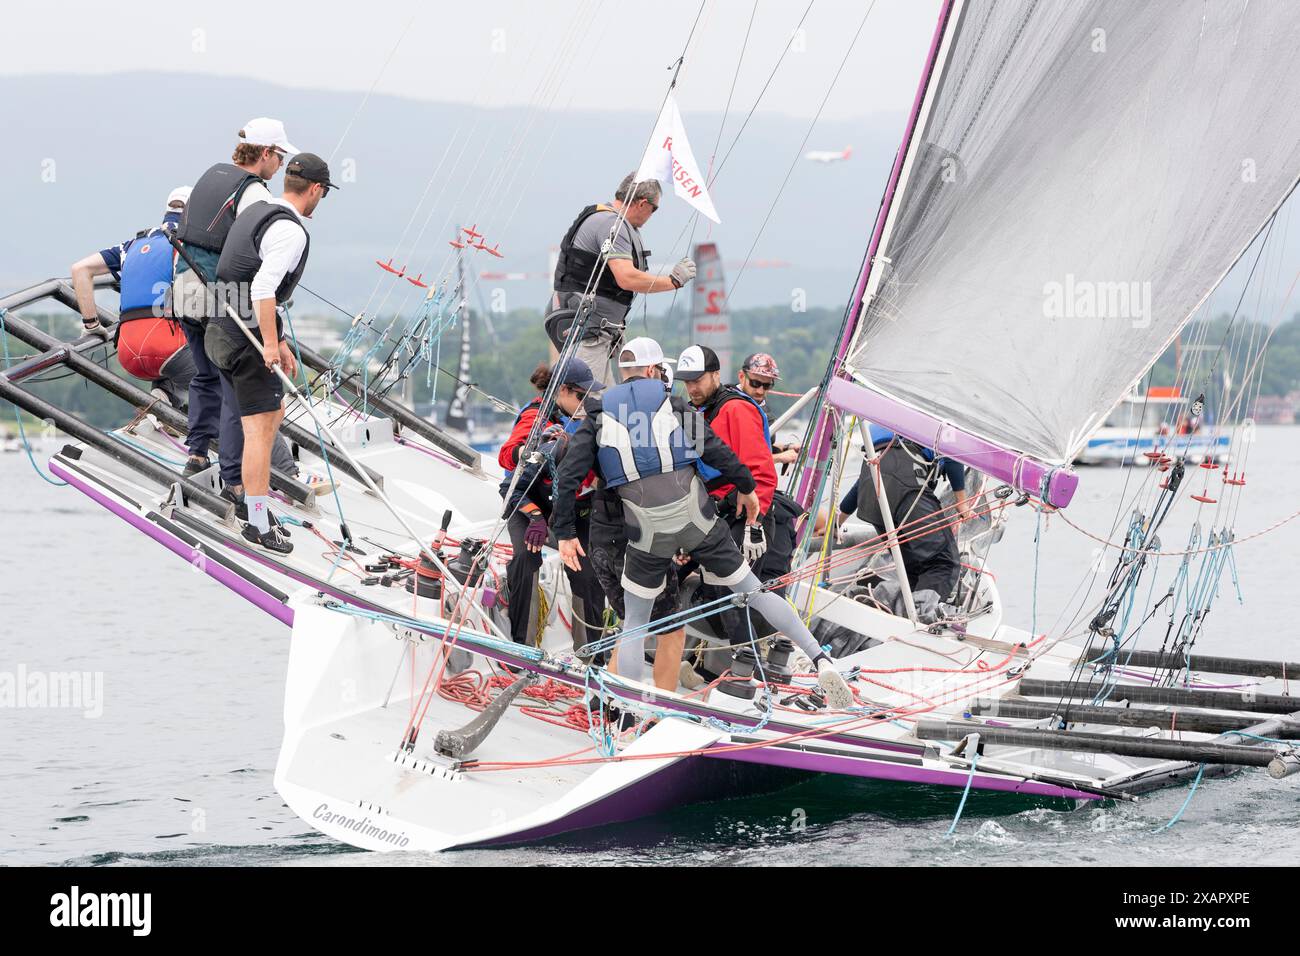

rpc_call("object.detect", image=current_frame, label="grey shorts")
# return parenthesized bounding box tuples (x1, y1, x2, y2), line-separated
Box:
(590, 513, 681, 629)
(621, 516, 748, 600)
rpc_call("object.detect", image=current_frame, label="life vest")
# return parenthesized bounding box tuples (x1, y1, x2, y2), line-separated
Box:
(215, 201, 310, 328)
(497, 397, 570, 490)
(595, 377, 698, 489)
(118, 226, 178, 322)
(855, 435, 937, 527)
(176, 163, 264, 255)
(693, 385, 770, 485)
(553, 204, 649, 308)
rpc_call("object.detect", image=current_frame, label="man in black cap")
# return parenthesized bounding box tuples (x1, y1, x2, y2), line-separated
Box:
(205, 152, 336, 553)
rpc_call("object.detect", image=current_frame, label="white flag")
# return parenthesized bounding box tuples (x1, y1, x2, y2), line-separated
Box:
(635, 93, 721, 224)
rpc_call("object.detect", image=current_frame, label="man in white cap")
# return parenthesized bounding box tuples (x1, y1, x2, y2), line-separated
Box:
(69, 186, 197, 407)
(172, 118, 301, 507)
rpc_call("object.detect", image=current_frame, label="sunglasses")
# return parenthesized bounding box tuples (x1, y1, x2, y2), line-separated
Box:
(642, 198, 659, 212)
(744, 375, 774, 391)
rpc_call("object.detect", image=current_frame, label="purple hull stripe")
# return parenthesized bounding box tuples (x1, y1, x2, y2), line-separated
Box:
(827, 378, 1081, 509)
(703, 741, 1099, 802)
(50, 460, 296, 627)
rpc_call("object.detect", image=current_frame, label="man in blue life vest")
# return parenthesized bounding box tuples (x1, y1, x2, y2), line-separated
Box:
(546, 174, 697, 387)
(203, 153, 336, 554)
(70, 187, 196, 408)
(173, 118, 301, 497)
(550, 338, 854, 707)
(838, 425, 973, 622)
(584, 338, 688, 690)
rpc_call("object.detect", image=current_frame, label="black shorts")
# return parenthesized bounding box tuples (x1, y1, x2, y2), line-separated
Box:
(204, 321, 284, 417)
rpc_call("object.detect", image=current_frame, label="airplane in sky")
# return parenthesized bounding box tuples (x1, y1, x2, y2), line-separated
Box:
(804, 146, 852, 164)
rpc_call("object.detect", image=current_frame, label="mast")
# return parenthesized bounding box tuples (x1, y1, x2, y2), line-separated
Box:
(794, 0, 960, 510)
(444, 234, 473, 434)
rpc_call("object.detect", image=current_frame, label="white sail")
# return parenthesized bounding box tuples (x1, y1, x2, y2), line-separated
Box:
(845, 0, 1300, 465)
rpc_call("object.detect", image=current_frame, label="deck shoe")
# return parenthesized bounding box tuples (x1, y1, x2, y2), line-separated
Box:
(241, 522, 293, 555)
(183, 455, 211, 478)
(815, 657, 854, 710)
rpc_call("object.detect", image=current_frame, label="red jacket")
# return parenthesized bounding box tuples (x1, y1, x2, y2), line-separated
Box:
(704, 395, 777, 513)
(498, 399, 543, 472)
(497, 398, 596, 506)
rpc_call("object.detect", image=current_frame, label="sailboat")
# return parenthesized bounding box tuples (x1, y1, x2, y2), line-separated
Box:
(4, 0, 1300, 852)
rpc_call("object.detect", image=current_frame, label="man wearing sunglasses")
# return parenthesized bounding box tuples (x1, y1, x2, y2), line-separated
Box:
(548, 173, 697, 386)
(739, 352, 801, 466)
(173, 118, 301, 499)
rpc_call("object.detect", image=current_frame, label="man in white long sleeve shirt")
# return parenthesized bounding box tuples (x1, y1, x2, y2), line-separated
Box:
(173, 118, 299, 489)
(204, 153, 336, 553)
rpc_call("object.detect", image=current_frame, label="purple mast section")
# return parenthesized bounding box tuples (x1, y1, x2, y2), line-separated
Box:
(795, 0, 957, 510)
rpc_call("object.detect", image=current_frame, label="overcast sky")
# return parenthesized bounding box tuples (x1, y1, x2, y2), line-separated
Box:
(5, 0, 941, 122)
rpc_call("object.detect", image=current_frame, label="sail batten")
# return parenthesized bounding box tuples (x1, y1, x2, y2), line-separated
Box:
(845, 0, 1300, 466)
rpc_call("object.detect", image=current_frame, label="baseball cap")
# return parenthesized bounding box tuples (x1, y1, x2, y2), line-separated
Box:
(618, 336, 673, 368)
(741, 352, 781, 381)
(675, 344, 720, 382)
(240, 117, 300, 155)
(165, 186, 192, 212)
(286, 153, 339, 191)
(552, 357, 603, 392)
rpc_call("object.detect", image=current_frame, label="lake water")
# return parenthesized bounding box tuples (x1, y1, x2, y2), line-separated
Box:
(2, 428, 1298, 866)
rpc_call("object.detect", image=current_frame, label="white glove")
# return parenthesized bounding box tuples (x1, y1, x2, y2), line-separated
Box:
(670, 257, 697, 288)
(743, 523, 767, 563)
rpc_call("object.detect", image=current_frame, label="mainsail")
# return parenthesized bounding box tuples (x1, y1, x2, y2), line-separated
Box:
(837, 0, 1300, 479)
(690, 242, 731, 377)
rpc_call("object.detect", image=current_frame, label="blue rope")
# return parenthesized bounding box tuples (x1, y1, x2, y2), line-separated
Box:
(0, 307, 68, 486)
(946, 750, 980, 837)
(1155, 762, 1205, 831)
(281, 307, 350, 576)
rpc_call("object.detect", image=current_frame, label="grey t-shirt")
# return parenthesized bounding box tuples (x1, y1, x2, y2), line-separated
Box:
(571, 209, 644, 263)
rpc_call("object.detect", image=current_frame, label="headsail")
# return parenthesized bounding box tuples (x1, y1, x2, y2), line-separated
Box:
(690, 242, 731, 378)
(840, 0, 1300, 473)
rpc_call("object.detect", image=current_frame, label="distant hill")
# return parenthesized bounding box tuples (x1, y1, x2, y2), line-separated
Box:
(0, 71, 905, 314)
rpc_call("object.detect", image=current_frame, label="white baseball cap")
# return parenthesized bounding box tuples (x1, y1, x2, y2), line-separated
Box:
(239, 117, 299, 155)
(618, 336, 674, 368)
(165, 186, 192, 211)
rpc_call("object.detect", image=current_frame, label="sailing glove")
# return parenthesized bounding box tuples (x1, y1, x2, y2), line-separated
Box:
(743, 523, 767, 563)
(523, 514, 549, 551)
(670, 257, 697, 288)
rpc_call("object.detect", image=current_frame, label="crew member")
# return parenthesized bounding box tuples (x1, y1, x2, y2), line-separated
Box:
(547, 173, 696, 386)
(174, 118, 299, 489)
(586, 338, 686, 691)
(498, 358, 606, 653)
(678, 344, 799, 659)
(70, 187, 196, 408)
(204, 153, 335, 553)
(737, 352, 800, 465)
(551, 338, 853, 708)
(837, 426, 972, 621)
